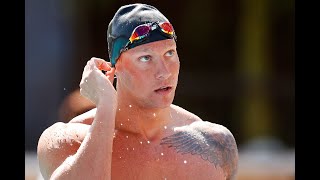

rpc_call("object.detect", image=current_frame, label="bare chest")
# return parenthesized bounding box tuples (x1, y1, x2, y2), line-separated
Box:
(110, 134, 225, 180)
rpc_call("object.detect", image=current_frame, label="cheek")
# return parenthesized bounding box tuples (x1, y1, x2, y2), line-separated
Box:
(123, 59, 156, 80)
(120, 64, 148, 89)
(170, 59, 180, 75)
(124, 64, 143, 81)
(116, 56, 152, 92)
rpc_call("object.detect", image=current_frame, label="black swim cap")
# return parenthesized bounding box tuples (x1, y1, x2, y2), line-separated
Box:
(107, 3, 176, 66)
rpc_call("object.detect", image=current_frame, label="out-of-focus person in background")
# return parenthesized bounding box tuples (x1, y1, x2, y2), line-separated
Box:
(58, 88, 95, 123)
(36, 3, 239, 180)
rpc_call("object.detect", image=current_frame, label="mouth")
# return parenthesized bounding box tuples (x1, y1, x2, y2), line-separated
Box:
(154, 86, 173, 94)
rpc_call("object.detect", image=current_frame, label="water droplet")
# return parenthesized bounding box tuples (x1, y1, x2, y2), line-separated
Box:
(119, 156, 122, 159)
(129, 104, 132, 108)
(132, 148, 135, 150)
(118, 108, 121, 111)
(126, 135, 128, 138)
(85, 79, 88, 82)
(63, 88, 66, 91)
(164, 126, 167, 129)
(126, 148, 129, 151)
(120, 123, 123, 126)
(128, 118, 130, 121)
(153, 113, 156, 117)
(184, 160, 187, 164)
(161, 153, 164, 156)
(140, 141, 143, 144)
(147, 141, 150, 144)
(102, 88, 105, 91)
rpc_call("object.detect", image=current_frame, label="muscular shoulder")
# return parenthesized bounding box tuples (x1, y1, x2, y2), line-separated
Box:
(161, 121, 239, 180)
(37, 122, 90, 179)
(170, 104, 202, 122)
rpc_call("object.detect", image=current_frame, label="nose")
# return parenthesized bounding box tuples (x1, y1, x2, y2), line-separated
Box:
(155, 59, 171, 80)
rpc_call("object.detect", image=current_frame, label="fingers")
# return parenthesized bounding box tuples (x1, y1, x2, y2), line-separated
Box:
(90, 57, 115, 84)
(79, 57, 117, 105)
(91, 57, 112, 71)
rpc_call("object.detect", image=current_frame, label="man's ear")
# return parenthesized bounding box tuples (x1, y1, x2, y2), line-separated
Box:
(114, 65, 118, 75)
(113, 62, 120, 89)
(114, 58, 123, 73)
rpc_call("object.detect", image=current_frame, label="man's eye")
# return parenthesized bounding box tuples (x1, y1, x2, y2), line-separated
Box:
(165, 50, 175, 57)
(139, 55, 151, 62)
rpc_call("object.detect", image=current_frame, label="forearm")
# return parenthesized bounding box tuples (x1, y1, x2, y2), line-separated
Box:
(50, 100, 117, 180)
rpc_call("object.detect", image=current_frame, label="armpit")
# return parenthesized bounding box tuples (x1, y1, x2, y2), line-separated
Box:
(160, 121, 238, 180)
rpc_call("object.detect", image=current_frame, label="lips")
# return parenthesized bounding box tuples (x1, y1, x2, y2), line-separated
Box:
(154, 86, 173, 93)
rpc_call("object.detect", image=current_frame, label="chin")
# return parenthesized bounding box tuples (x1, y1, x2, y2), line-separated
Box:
(140, 90, 176, 108)
(158, 102, 173, 109)
(156, 97, 175, 108)
(143, 98, 174, 109)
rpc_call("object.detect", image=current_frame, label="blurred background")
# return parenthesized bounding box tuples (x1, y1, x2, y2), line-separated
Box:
(25, 0, 295, 179)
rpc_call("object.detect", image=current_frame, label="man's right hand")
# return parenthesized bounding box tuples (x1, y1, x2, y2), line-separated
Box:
(79, 57, 116, 106)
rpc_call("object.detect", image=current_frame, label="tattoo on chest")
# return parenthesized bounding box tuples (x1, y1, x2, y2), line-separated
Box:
(160, 127, 238, 179)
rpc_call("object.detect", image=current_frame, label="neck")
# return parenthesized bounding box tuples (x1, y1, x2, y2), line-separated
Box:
(114, 98, 172, 141)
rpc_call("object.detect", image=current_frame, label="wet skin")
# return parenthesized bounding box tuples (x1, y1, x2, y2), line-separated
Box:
(37, 39, 238, 180)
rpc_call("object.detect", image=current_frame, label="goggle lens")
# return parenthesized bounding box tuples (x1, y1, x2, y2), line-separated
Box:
(159, 22, 174, 35)
(129, 25, 151, 43)
(128, 22, 175, 43)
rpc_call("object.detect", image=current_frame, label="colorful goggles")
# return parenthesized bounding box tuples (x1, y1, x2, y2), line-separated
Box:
(121, 22, 177, 52)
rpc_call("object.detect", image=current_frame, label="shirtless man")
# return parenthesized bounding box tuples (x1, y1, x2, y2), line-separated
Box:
(37, 3, 238, 180)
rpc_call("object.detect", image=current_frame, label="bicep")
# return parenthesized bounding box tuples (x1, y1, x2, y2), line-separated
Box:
(37, 122, 90, 179)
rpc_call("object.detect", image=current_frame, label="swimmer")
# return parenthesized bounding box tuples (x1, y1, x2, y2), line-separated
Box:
(37, 3, 239, 180)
